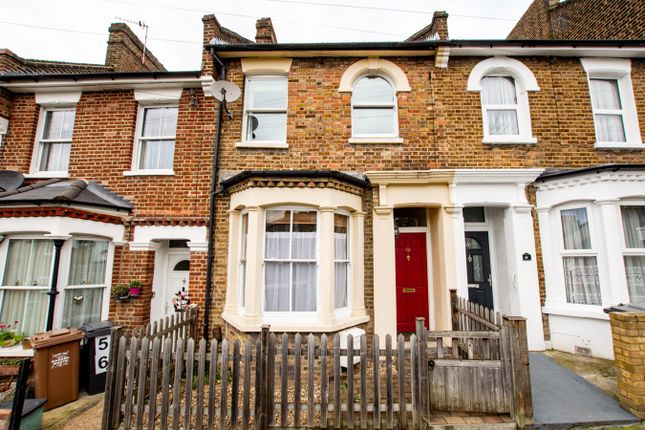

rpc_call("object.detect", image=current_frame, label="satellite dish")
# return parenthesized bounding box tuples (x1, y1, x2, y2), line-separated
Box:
(0, 170, 24, 192)
(210, 80, 241, 103)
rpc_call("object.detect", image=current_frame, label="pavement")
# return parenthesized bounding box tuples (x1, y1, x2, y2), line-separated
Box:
(529, 352, 640, 429)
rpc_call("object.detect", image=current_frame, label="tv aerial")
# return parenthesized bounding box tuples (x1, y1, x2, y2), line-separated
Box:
(210, 80, 241, 120)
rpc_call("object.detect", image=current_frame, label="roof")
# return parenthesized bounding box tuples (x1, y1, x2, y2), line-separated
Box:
(0, 178, 132, 211)
(537, 164, 645, 181)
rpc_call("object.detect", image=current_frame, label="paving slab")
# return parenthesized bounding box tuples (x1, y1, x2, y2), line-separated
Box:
(529, 352, 639, 429)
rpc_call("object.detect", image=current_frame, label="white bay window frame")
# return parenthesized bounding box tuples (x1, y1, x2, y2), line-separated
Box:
(223, 187, 367, 332)
(620, 204, 645, 303)
(581, 58, 643, 149)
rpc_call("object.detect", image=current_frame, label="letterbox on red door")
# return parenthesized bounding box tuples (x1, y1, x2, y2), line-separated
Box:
(30, 328, 84, 411)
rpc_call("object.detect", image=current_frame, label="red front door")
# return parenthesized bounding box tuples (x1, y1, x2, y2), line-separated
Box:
(395, 232, 429, 332)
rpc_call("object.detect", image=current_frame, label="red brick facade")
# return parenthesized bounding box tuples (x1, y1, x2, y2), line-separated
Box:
(0, 15, 644, 341)
(509, 0, 645, 40)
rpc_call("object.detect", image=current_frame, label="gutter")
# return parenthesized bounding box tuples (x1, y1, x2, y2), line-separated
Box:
(203, 49, 226, 340)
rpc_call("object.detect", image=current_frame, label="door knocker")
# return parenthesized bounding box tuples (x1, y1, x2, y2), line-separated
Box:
(406, 254, 411, 262)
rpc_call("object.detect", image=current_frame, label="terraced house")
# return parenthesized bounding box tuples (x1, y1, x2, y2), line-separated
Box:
(0, 9, 643, 360)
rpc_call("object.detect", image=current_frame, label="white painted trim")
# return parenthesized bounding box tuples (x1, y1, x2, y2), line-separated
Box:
(483, 136, 537, 145)
(241, 58, 293, 75)
(235, 142, 289, 149)
(24, 172, 69, 179)
(241, 75, 288, 147)
(467, 57, 540, 92)
(348, 137, 404, 145)
(339, 58, 411, 92)
(123, 169, 175, 176)
(130, 225, 207, 251)
(134, 88, 182, 103)
(2, 77, 203, 94)
(0, 216, 125, 242)
(29, 106, 75, 176)
(35, 91, 81, 106)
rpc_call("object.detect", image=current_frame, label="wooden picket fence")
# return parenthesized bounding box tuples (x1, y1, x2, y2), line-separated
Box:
(451, 291, 502, 332)
(131, 306, 199, 343)
(102, 305, 531, 429)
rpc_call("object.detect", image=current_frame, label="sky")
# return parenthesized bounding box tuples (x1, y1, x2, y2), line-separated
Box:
(0, 0, 534, 71)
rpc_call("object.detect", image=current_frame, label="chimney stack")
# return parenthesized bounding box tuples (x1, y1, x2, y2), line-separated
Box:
(255, 18, 277, 44)
(406, 11, 449, 41)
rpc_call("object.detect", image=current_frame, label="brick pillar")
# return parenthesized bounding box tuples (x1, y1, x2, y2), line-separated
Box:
(609, 312, 645, 419)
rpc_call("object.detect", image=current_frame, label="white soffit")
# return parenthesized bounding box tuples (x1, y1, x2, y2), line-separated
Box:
(1, 77, 203, 94)
(134, 87, 182, 103)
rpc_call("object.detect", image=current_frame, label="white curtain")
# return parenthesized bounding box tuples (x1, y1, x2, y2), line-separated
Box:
(621, 206, 645, 248)
(334, 215, 349, 309)
(563, 256, 602, 305)
(1, 239, 52, 335)
(264, 209, 317, 312)
(62, 288, 103, 327)
(140, 139, 175, 170)
(561, 208, 592, 250)
(590, 79, 626, 142)
(481, 76, 519, 135)
(624, 256, 645, 303)
(40, 142, 71, 172)
(68, 240, 108, 286)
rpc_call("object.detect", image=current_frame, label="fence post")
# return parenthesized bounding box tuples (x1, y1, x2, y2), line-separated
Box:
(257, 325, 270, 430)
(503, 316, 532, 428)
(415, 318, 429, 420)
(101, 326, 122, 430)
(9, 359, 30, 430)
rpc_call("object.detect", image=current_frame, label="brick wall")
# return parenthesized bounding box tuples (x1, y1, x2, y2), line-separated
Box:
(509, 0, 645, 39)
(201, 15, 252, 74)
(609, 312, 645, 418)
(105, 23, 166, 72)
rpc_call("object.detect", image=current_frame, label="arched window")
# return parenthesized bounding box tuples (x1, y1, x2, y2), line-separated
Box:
(352, 75, 397, 138)
(468, 57, 539, 144)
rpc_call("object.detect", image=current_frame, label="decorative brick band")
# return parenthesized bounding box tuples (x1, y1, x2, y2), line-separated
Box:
(130, 217, 208, 226)
(227, 177, 365, 197)
(0, 206, 124, 224)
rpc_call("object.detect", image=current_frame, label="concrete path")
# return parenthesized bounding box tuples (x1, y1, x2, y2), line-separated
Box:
(529, 352, 639, 429)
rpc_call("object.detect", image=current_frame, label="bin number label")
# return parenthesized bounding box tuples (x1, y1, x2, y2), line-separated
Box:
(95, 335, 111, 375)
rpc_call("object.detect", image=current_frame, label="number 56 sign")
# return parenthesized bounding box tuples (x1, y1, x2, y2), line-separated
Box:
(95, 335, 111, 375)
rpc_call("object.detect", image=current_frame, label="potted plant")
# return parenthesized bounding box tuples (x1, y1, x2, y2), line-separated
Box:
(112, 284, 131, 301)
(129, 280, 142, 297)
(0, 322, 25, 348)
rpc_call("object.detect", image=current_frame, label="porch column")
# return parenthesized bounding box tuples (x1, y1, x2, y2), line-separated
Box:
(45, 237, 68, 331)
(351, 211, 367, 317)
(441, 205, 464, 331)
(595, 199, 629, 304)
(243, 207, 263, 324)
(224, 209, 241, 315)
(508, 205, 545, 350)
(373, 205, 396, 342)
(319, 207, 335, 324)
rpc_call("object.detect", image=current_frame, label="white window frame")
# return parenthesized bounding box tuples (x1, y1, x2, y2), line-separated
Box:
(29, 106, 76, 178)
(238, 212, 249, 309)
(0, 235, 114, 335)
(581, 58, 643, 149)
(480, 76, 524, 139)
(126, 103, 178, 176)
(239, 75, 288, 149)
(467, 56, 539, 145)
(262, 206, 320, 318)
(350, 74, 400, 142)
(333, 211, 352, 316)
(619, 202, 645, 303)
(556, 204, 602, 307)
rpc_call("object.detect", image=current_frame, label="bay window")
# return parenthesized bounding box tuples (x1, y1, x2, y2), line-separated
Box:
(559, 207, 601, 305)
(0, 236, 111, 336)
(621, 206, 645, 303)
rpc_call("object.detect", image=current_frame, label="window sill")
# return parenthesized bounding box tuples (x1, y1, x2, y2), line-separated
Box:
(482, 136, 537, 145)
(348, 137, 403, 145)
(235, 142, 289, 149)
(594, 142, 644, 150)
(123, 169, 175, 176)
(223, 311, 369, 333)
(542, 303, 609, 320)
(25, 172, 69, 179)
